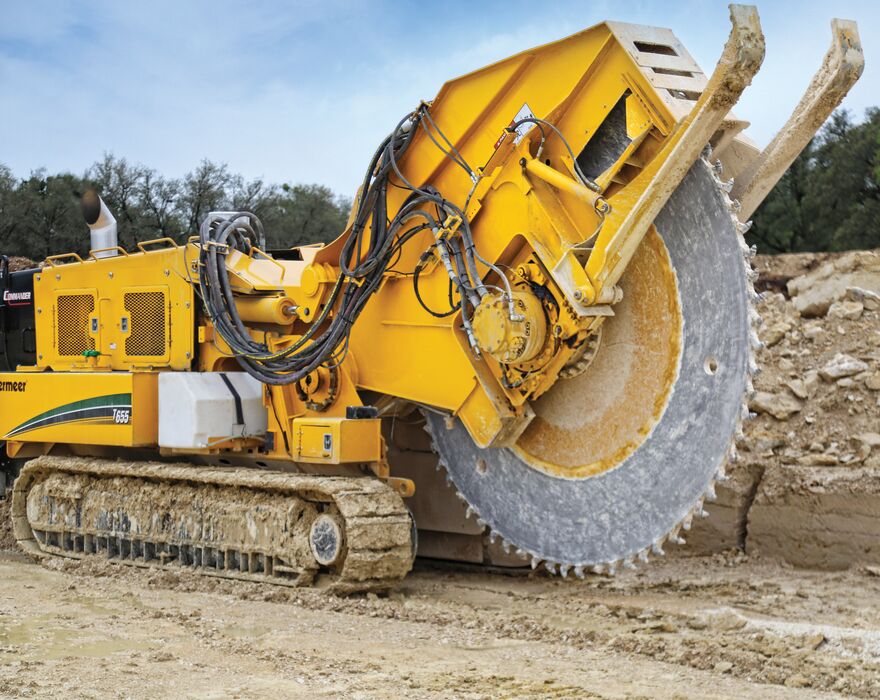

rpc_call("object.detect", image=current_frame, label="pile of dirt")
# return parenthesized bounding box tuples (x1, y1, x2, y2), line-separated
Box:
(684, 248, 880, 569)
(6, 256, 37, 272)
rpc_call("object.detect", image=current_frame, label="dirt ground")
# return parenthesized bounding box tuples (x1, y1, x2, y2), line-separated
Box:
(1, 547, 879, 699)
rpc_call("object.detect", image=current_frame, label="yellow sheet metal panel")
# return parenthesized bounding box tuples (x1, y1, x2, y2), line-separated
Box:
(34, 247, 193, 371)
(294, 417, 382, 465)
(0, 371, 157, 447)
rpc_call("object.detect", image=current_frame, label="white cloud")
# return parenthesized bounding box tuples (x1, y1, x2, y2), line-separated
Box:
(0, 0, 876, 197)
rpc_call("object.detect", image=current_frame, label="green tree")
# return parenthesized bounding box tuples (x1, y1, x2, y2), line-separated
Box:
(11, 171, 88, 259)
(749, 108, 880, 254)
(270, 183, 350, 248)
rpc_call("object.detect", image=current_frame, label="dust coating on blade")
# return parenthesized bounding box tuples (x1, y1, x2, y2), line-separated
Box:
(426, 160, 750, 569)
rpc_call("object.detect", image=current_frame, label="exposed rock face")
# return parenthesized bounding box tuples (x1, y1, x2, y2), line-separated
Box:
(786, 250, 880, 317)
(683, 249, 880, 569)
(748, 465, 880, 569)
(675, 463, 763, 554)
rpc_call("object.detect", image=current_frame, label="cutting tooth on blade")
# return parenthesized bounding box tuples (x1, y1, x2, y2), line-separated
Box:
(623, 556, 637, 570)
(705, 483, 717, 502)
(651, 540, 665, 557)
(574, 566, 585, 579)
(530, 557, 541, 571)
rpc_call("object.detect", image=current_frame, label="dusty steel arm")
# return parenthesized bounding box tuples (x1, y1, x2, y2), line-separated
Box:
(730, 19, 864, 220)
(583, 4, 765, 303)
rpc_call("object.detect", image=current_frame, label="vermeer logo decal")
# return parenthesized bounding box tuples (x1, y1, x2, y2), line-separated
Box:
(0, 380, 27, 392)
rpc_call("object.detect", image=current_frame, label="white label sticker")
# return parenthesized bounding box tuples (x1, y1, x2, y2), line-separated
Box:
(494, 102, 537, 149)
(509, 103, 536, 144)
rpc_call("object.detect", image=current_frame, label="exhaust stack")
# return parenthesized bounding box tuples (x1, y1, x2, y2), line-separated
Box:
(81, 190, 118, 258)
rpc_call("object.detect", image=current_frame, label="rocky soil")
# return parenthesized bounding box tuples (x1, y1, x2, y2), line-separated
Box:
(1, 550, 879, 699)
(682, 249, 880, 569)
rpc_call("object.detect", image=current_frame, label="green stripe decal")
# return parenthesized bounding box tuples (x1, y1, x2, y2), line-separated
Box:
(5, 393, 132, 438)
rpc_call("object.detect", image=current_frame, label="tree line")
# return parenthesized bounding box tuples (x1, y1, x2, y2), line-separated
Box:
(748, 108, 880, 254)
(1, 108, 877, 261)
(0, 155, 351, 260)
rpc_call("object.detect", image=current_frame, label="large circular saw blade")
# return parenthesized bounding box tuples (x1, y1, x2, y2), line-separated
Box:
(425, 159, 754, 574)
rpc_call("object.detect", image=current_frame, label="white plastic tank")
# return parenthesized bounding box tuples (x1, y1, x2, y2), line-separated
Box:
(158, 372, 267, 449)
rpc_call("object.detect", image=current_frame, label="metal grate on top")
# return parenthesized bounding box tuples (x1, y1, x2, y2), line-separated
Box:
(124, 291, 167, 357)
(56, 294, 96, 356)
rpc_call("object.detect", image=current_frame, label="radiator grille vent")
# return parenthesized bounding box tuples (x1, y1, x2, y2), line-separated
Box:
(56, 294, 95, 356)
(124, 291, 167, 357)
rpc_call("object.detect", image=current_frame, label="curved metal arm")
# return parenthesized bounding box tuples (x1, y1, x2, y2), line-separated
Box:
(731, 19, 864, 220)
(585, 4, 765, 303)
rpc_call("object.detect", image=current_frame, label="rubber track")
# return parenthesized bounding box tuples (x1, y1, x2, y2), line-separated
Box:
(12, 456, 414, 593)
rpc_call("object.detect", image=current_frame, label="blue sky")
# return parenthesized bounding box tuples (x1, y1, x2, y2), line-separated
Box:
(0, 1, 877, 196)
